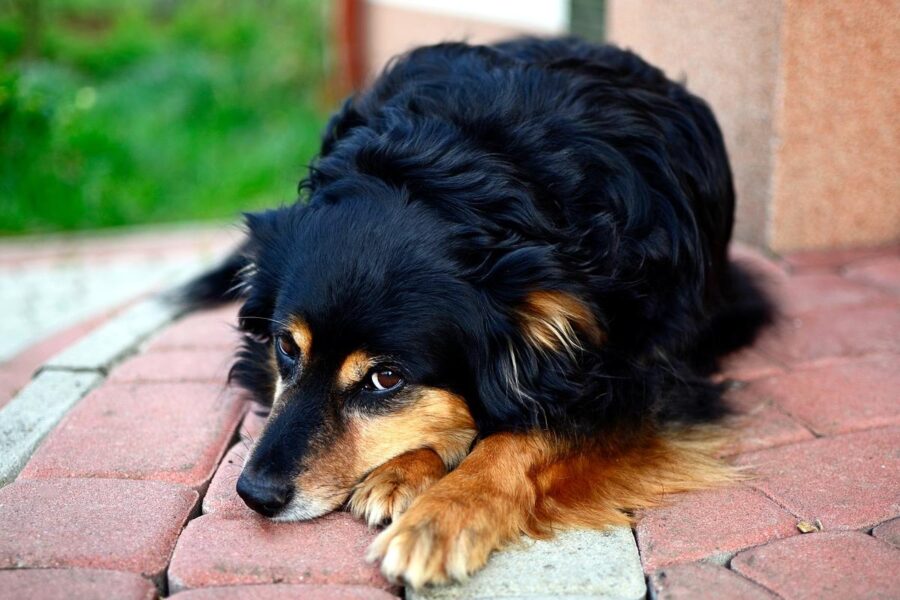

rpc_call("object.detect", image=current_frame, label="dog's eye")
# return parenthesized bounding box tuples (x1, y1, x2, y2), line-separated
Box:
(276, 333, 299, 360)
(366, 369, 404, 392)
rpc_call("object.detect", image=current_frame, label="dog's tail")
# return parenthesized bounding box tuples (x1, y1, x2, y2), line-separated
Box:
(174, 244, 250, 311)
(691, 260, 777, 372)
(715, 260, 776, 352)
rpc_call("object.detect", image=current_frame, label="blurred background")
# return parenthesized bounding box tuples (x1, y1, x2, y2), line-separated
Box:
(0, 1, 897, 401)
(0, 0, 329, 233)
(2, 0, 897, 250)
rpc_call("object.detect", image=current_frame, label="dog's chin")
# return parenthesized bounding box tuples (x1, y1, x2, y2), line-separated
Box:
(268, 492, 345, 522)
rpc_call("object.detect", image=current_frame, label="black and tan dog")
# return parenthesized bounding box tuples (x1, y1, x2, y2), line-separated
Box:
(183, 37, 772, 588)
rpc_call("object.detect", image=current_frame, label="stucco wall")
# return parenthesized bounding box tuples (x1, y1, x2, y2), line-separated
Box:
(607, 0, 784, 248)
(363, 1, 564, 82)
(770, 1, 900, 251)
(607, 0, 900, 252)
(361, 1, 899, 251)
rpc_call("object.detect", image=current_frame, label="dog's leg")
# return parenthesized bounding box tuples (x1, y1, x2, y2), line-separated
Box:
(349, 447, 448, 527)
(367, 427, 735, 588)
(366, 431, 558, 588)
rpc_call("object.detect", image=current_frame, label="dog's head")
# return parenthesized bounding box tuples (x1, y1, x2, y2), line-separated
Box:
(231, 180, 603, 520)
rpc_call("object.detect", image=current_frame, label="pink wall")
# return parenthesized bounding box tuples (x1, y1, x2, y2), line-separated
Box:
(608, 0, 900, 252)
(364, 3, 537, 84)
(359, 1, 899, 252)
(770, 1, 900, 251)
(607, 0, 783, 248)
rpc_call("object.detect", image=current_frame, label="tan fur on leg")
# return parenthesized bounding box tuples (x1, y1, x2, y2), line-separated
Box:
(368, 425, 739, 588)
(349, 447, 448, 527)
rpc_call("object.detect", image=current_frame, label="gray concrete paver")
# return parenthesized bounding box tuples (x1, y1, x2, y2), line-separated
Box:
(0, 370, 103, 485)
(409, 527, 646, 600)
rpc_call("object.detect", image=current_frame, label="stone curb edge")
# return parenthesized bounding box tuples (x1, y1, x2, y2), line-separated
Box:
(0, 264, 208, 487)
(408, 528, 647, 600)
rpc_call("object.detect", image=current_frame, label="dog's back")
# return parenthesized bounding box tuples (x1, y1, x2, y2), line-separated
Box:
(316, 38, 766, 379)
(186, 37, 772, 428)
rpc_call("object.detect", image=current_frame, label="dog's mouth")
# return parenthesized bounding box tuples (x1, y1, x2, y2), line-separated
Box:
(269, 490, 348, 521)
(236, 382, 478, 521)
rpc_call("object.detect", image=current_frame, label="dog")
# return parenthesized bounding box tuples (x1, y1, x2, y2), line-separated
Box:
(182, 37, 773, 588)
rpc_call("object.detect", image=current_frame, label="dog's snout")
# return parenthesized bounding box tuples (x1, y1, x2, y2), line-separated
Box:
(236, 469, 294, 517)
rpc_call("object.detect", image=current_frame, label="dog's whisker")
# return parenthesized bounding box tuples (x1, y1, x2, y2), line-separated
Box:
(239, 316, 293, 329)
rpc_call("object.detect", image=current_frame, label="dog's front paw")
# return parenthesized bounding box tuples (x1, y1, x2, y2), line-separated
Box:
(366, 491, 503, 589)
(349, 448, 446, 527)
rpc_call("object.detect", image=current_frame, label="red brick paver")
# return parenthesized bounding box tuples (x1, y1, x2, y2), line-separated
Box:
(0, 569, 157, 600)
(202, 443, 255, 518)
(736, 427, 900, 530)
(648, 562, 776, 600)
(775, 272, 887, 316)
(743, 354, 900, 436)
(0, 479, 197, 582)
(202, 408, 270, 518)
(636, 486, 798, 571)
(0, 224, 238, 268)
(2, 243, 897, 598)
(167, 513, 392, 593)
(724, 383, 814, 455)
(729, 243, 788, 282)
(872, 518, 900, 548)
(20, 382, 245, 490)
(843, 254, 900, 293)
(146, 306, 240, 352)
(718, 348, 784, 382)
(781, 245, 900, 274)
(732, 531, 900, 600)
(755, 302, 900, 365)
(107, 349, 232, 384)
(171, 584, 396, 599)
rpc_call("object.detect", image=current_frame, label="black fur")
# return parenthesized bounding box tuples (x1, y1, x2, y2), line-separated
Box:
(182, 37, 773, 442)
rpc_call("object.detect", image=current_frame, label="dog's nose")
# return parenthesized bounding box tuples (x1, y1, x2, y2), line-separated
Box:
(236, 469, 294, 517)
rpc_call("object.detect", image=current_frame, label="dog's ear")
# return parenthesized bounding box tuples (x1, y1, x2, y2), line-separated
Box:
(469, 287, 605, 431)
(461, 246, 605, 429)
(517, 291, 605, 358)
(229, 207, 296, 406)
(235, 207, 294, 340)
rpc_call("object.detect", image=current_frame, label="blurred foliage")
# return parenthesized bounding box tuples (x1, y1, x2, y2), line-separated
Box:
(0, 0, 330, 233)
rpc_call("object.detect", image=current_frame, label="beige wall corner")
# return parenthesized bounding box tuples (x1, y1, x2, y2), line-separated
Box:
(770, 0, 900, 252)
(360, 1, 899, 253)
(607, 0, 900, 253)
(364, 1, 567, 81)
(606, 0, 784, 248)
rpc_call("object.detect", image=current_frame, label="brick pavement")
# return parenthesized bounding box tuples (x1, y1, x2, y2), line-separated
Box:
(0, 224, 239, 408)
(640, 244, 900, 599)
(0, 243, 897, 598)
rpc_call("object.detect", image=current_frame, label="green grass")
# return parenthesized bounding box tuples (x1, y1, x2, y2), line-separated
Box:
(0, 0, 330, 234)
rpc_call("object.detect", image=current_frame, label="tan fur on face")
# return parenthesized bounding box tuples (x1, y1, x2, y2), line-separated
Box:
(287, 316, 313, 362)
(370, 425, 739, 588)
(290, 387, 476, 516)
(268, 318, 313, 416)
(518, 291, 604, 355)
(337, 350, 377, 391)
